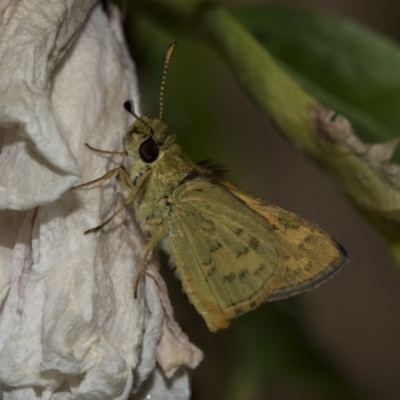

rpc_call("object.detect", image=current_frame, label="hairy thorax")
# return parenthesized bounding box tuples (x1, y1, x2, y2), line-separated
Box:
(132, 148, 194, 235)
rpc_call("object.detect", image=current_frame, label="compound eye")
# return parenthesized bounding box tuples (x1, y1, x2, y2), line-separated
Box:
(139, 138, 159, 163)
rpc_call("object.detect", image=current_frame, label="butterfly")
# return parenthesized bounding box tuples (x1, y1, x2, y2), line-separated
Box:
(73, 42, 347, 332)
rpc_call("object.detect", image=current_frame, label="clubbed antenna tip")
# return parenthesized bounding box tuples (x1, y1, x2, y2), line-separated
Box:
(123, 100, 154, 134)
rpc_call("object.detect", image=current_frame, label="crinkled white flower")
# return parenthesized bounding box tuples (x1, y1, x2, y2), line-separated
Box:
(0, 1, 203, 399)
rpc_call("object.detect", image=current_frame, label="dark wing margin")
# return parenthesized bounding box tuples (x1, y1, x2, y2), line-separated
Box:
(268, 239, 347, 301)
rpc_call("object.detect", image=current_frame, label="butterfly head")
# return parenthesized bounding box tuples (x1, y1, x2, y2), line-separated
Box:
(125, 115, 171, 165)
(124, 42, 178, 169)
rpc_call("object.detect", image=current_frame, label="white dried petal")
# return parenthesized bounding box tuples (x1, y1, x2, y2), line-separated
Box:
(134, 368, 192, 400)
(0, 0, 98, 209)
(0, 1, 202, 399)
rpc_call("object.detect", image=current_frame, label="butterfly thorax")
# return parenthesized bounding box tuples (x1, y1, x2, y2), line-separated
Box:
(125, 117, 196, 234)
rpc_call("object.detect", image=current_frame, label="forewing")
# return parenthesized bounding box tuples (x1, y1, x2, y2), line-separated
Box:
(165, 179, 286, 332)
(222, 181, 347, 301)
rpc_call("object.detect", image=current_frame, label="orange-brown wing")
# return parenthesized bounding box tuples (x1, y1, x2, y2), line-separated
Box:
(220, 180, 347, 301)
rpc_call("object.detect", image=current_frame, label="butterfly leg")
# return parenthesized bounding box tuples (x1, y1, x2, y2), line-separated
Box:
(116, 165, 134, 191)
(83, 168, 151, 235)
(133, 231, 161, 298)
(84, 142, 127, 156)
(72, 166, 127, 189)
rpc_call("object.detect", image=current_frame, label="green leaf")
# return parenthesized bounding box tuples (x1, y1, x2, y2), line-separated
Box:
(231, 5, 400, 160)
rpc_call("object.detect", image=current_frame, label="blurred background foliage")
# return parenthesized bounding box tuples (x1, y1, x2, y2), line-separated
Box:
(112, 0, 400, 399)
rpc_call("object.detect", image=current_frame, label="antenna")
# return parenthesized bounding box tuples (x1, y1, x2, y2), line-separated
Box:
(124, 100, 154, 134)
(159, 41, 178, 121)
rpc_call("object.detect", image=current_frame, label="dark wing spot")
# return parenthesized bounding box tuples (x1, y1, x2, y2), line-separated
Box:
(238, 269, 249, 280)
(210, 242, 222, 252)
(248, 237, 260, 250)
(254, 263, 266, 276)
(222, 273, 236, 283)
(234, 228, 244, 236)
(236, 247, 249, 258)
